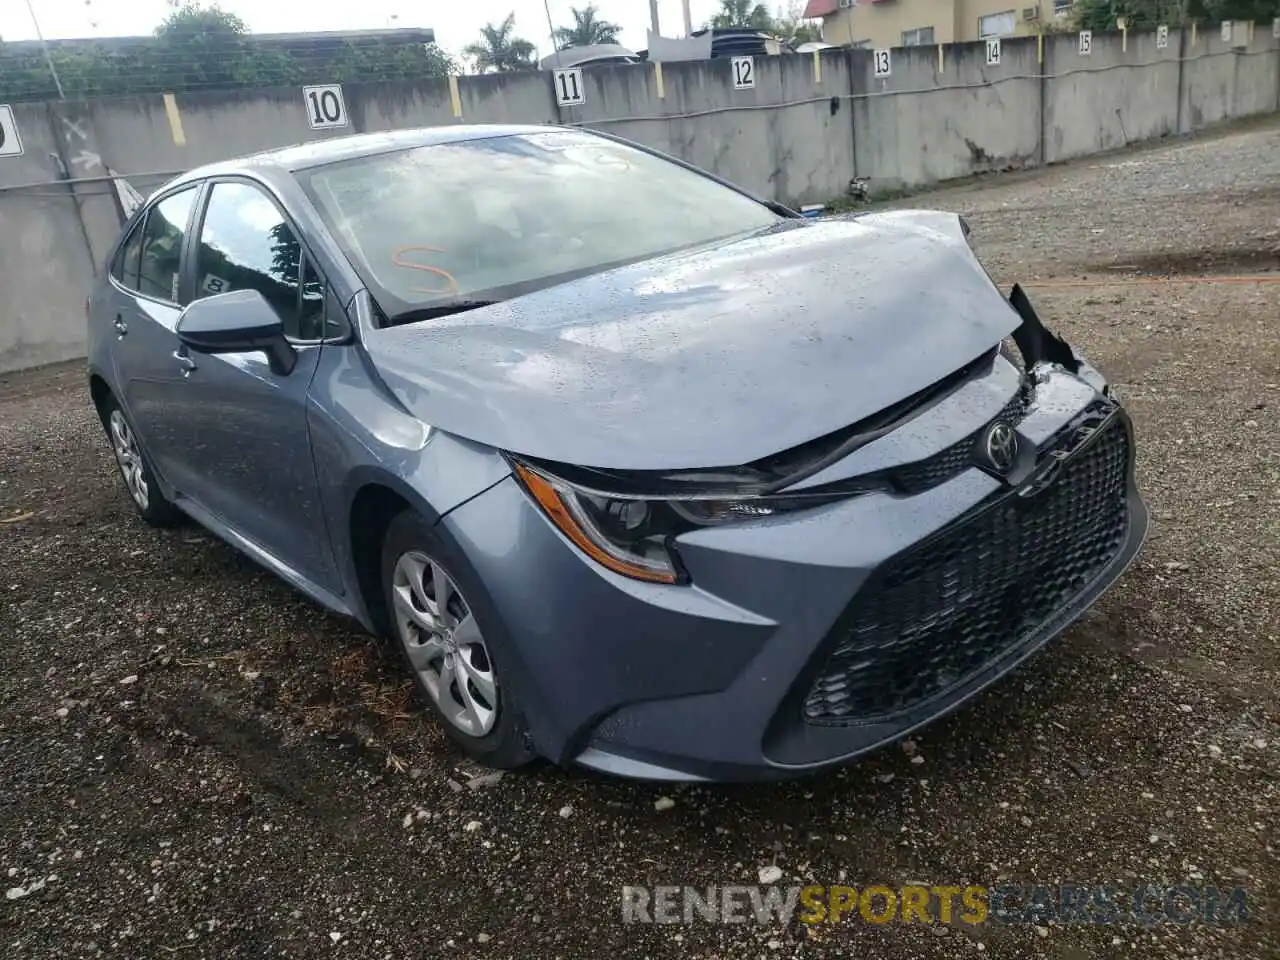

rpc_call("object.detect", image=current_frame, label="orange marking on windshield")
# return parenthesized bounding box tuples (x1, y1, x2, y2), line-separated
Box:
(390, 245, 459, 296)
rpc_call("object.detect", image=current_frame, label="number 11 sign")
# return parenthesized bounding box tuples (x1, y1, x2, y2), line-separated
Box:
(553, 68, 586, 107)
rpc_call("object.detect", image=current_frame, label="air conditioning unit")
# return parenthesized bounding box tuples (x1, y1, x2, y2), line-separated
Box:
(1022, 6, 1040, 20)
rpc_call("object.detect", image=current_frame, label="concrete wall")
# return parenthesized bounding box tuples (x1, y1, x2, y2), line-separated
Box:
(1044, 29, 1183, 163)
(571, 52, 856, 205)
(2, 27, 1278, 373)
(0, 102, 104, 371)
(852, 37, 1042, 189)
(1233, 28, 1280, 118)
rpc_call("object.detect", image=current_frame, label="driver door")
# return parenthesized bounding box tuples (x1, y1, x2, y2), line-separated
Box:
(161, 178, 339, 592)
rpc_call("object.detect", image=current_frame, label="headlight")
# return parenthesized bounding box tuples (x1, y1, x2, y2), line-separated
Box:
(511, 461, 840, 585)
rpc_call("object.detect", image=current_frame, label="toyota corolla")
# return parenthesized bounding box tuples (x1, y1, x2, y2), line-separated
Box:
(87, 124, 1147, 781)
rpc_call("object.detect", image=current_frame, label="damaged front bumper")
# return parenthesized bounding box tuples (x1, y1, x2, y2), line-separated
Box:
(446, 287, 1148, 782)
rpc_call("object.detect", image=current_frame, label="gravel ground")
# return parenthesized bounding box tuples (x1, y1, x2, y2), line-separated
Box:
(2, 118, 1278, 959)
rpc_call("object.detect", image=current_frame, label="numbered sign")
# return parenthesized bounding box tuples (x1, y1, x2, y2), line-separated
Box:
(553, 68, 586, 106)
(1078, 30, 1092, 55)
(985, 38, 1002, 65)
(200, 274, 231, 296)
(0, 104, 24, 158)
(872, 48, 891, 78)
(731, 56, 755, 90)
(303, 85, 348, 130)
(1155, 25, 1168, 49)
(1220, 21, 1232, 43)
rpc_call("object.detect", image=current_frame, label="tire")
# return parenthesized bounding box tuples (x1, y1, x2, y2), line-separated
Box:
(380, 509, 536, 770)
(99, 395, 184, 527)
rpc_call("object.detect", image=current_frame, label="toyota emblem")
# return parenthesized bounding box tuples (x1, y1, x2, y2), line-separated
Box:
(984, 421, 1019, 473)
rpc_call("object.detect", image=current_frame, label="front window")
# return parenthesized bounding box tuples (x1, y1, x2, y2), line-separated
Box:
(902, 26, 935, 46)
(193, 181, 328, 340)
(979, 10, 1017, 37)
(295, 131, 781, 322)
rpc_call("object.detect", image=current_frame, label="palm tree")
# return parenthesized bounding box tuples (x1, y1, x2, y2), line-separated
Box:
(554, 4, 622, 50)
(709, 0, 775, 30)
(462, 13, 537, 73)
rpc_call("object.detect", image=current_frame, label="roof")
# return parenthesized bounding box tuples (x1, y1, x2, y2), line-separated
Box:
(802, 0, 840, 17)
(538, 43, 640, 70)
(176, 124, 566, 181)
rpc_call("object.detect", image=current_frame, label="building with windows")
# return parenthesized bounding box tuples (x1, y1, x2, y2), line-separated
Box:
(801, 0, 1074, 48)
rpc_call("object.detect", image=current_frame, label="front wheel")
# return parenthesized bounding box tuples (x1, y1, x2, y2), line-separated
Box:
(101, 397, 183, 527)
(381, 509, 536, 770)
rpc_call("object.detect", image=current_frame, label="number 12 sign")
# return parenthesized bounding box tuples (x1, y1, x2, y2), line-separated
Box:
(553, 68, 586, 107)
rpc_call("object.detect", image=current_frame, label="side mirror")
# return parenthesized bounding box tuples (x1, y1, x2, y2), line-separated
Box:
(176, 289, 297, 376)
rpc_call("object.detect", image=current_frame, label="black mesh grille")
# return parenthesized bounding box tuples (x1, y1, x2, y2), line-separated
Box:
(803, 415, 1131, 725)
(886, 388, 1028, 495)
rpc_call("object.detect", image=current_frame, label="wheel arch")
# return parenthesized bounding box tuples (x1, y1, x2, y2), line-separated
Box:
(344, 469, 443, 638)
(88, 371, 114, 427)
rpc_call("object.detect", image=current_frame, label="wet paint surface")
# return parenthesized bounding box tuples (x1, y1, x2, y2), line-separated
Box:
(366, 212, 1021, 470)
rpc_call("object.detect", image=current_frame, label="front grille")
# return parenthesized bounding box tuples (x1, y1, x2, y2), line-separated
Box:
(803, 414, 1131, 725)
(886, 388, 1028, 495)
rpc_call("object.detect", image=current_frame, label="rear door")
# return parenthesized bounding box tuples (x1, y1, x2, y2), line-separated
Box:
(107, 185, 202, 489)
(160, 178, 339, 591)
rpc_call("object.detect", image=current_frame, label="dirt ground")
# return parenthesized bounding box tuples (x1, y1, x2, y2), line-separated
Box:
(2, 119, 1278, 959)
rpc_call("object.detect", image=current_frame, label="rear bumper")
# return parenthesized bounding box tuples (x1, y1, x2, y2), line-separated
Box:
(441, 364, 1148, 783)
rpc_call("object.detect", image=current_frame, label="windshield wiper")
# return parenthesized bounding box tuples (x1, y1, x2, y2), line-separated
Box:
(384, 299, 502, 326)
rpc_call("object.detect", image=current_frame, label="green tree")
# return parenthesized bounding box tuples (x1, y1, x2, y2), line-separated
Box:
(771, 2, 824, 43)
(710, 0, 776, 30)
(1198, 0, 1280, 19)
(463, 13, 538, 73)
(328, 40, 457, 84)
(0, 0, 456, 102)
(554, 4, 622, 48)
(1071, 0, 1278, 31)
(149, 2, 261, 90)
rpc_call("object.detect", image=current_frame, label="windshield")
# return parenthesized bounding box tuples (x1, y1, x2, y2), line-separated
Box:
(295, 130, 781, 322)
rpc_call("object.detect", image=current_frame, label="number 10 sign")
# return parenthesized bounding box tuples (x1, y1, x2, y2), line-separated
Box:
(303, 85, 348, 129)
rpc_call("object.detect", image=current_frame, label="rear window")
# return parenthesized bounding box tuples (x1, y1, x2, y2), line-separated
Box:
(114, 187, 198, 303)
(112, 216, 145, 289)
(296, 131, 780, 319)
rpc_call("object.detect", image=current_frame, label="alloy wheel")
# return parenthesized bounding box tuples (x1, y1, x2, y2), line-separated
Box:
(109, 409, 149, 511)
(391, 550, 497, 737)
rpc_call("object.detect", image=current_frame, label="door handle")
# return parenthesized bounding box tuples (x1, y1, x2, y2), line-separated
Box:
(113, 315, 128, 338)
(172, 350, 197, 377)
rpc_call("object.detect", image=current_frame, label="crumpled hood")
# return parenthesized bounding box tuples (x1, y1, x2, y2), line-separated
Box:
(364, 211, 1022, 470)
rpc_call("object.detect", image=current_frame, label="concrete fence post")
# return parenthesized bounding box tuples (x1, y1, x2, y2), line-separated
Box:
(1175, 27, 1186, 135)
(1275, 22, 1280, 114)
(1037, 33, 1048, 167)
(845, 44, 859, 181)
